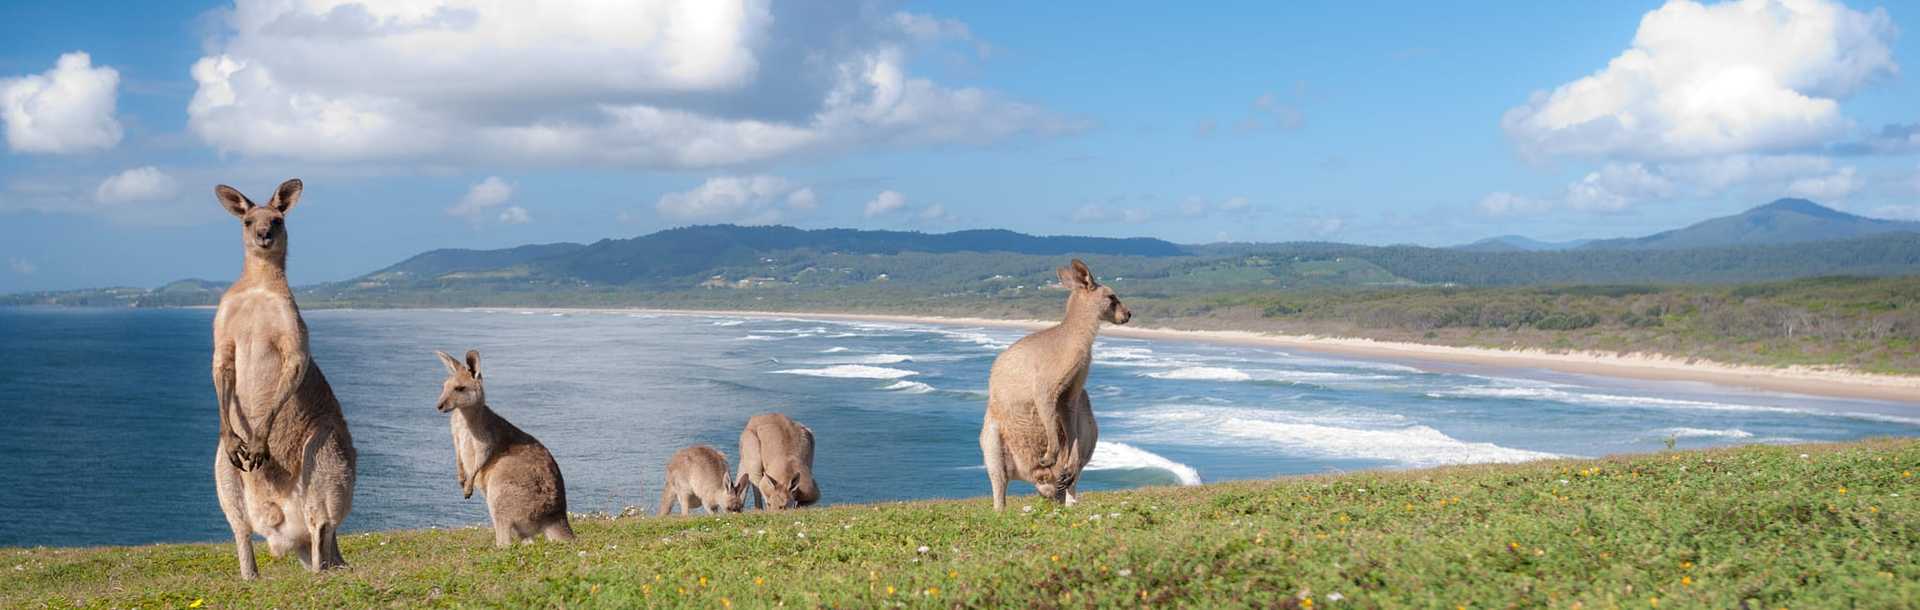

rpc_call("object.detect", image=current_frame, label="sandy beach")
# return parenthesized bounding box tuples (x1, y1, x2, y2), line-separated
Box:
(585, 307, 1920, 403)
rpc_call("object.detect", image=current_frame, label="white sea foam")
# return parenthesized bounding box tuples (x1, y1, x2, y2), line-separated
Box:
(883, 380, 935, 394)
(1118, 405, 1562, 467)
(1146, 367, 1252, 381)
(1427, 386, 1800, 415)
(1654, 427, 1754, 439)
(738, 335, 779, 341)
(773, 365, 919, 379)
(1086, 442, 1202, 485)
(1142, 366, 1396, 384)
(821, 347, 851, 353)
(798, 353, 915, 365)
(711, 320, 744, 327)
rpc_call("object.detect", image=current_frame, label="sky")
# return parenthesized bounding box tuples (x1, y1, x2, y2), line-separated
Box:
(1, 0, 1918, 292)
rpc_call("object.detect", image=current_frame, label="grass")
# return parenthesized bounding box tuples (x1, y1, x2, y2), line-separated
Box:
(5, 439, 1916, 609)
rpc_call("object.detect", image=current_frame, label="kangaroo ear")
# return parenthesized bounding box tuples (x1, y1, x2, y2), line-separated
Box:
(1057, 258, 1095, 290)
(215, 185, 253, 219)
(436, 351, 463, 376)
(267, 178, 303, 213)
(464, 349, 482, 378)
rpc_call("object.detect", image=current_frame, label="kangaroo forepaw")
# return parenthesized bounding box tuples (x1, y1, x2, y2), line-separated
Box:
(243, 446, 270, 471)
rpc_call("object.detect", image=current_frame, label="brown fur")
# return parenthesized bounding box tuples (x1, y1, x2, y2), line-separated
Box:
(434, 350, 574, 547)
(734, 413, 820, 510)
(981, 259, 1131, 510)
(209, 179, 357, 579)
(657, 445, 747, 516)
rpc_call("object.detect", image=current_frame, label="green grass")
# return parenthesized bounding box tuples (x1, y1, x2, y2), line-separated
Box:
(5, 440, 1917, 609)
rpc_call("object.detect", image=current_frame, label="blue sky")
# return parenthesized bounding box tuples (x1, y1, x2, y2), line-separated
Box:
(2, 0, 1917, 291)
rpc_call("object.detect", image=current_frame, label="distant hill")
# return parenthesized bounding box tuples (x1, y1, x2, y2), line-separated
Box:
(370, 242, 586, 278)
(1453, 235, 1591, 252)
(530, 225, 1189, 285)
(1581, 199, 1920, 250)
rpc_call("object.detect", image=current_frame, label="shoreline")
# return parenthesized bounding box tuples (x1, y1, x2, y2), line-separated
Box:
(534, 306, 1920, 403)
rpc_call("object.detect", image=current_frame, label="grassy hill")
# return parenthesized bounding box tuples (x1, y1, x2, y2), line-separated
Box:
(1584, 199, 1920, 251)
(5, 439, 1914, 608)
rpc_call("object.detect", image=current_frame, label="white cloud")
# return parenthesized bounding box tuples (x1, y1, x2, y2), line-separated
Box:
(1783, 166, 1859, 201)
(186, 1, 1073, 169)
(1564, 163, 1676, 212)
(864, 190, 906, 217)
(655, 175, 813, 224)
(447, 176, 519, 223)
(1502, 0, 1896, 161)
(1477, 192, 1553, 217)
(1181, 195, 1254, 217)
(1, 52, 122, 154)
(8, 258, 34, 275)
(94, 167, 180, 204)
(1071, 204, 1152, 224)
(497, 206, 531, 224)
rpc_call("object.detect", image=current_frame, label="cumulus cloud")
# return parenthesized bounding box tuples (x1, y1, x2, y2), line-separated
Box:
(1070, 204, 1152, 224)
(447, 176, 522, 224)
(1, 52, 122, 154)
(1181, 195, 1254, 217)
(863, 190, 906, 217)
(94, 167, 180, 204)
(1502, 0, 1896, 162)
(1477, 192, 1553, 217)
(186, 1, 1074, 169)
(655, 175, 814, 224)
(8, 258, 34, 275)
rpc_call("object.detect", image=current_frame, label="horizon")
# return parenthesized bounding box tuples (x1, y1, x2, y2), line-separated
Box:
(2, 1, 1919, 292)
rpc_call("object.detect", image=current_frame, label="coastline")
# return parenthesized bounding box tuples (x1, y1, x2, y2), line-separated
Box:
(558, 307, 1920, 403)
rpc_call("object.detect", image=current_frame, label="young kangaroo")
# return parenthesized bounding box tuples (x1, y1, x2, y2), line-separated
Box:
(734, 413, 820, 510)
(657, 445, 747, 516)
(434, 350, 575, 547)
(209, 179, 357, 579)
(981, 259, 1131, 510)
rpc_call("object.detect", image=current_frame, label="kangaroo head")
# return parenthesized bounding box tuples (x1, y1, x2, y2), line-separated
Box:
(757, 466, 807, 510)
(215, 179, 302, 258)
(723, 474, 748, 513)
(433, 350, 486, 414)
(1058, 259, 1131, 325)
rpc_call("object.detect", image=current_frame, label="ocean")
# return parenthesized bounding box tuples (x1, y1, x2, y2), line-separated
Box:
(1, 306, 1914, 547)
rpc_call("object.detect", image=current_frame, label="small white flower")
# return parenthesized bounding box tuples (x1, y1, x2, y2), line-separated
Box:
(1328, 592, 1345, 602)
(1108, 512, 1119, 518)
(796, 532, 806, 539)
(1089, 514, 1102, 521)
(1117, 568, 1132, 577)
(756, 529, 766, 535)
(577, 550, 587, 557)
(1799, 454, 1809, 459)
(1558, 479, 1569, 484)
(1022, 505, 1034, 513)
(917, 545, 930, 554)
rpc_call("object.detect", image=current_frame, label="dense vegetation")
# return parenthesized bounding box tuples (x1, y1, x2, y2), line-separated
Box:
(5, 439, 1913, 608)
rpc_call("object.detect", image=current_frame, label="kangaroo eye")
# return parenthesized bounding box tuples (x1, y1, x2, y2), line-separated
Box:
(270, 218, 282, 227)
(244, 219, 254, 227)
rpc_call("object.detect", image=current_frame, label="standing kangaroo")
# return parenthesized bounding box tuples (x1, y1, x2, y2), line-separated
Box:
(657, 445, 747, 516)
(433, 350, 575, 547)
(734, 413, 820, 510)
(981, 259, 1131, 510)
(210, 179, 356, 579)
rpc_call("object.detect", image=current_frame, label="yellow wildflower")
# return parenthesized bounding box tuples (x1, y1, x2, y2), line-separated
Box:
(1838, 486, 1848, 494)
(1301, 598, 1314, 608)
(699, 576, 709, 587)
(926, 587, 940, 597)
(950, 569, 959, 578)
(1051, 554, 1060, 562)
(1650, 596, 1659, 607)
(722, 598, 732, 608)
(755, 577, 765, 586)
(1680, 561, 1693, 570)
(189, 600, 205, 609)
(886, 586, 895, 595)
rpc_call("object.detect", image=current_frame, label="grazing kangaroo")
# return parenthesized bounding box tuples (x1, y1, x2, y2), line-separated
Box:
(735, 413, 820, 510)
(981, 259, 1131, 510)
(209, 179, 356, 579)
(433, 350, 575, 547)
(657, 445, 747, 516)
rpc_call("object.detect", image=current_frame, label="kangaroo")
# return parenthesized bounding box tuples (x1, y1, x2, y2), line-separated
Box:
(433, 350, 575, 547)
(734, 413, 820, 510)
(981, 258, 1131, 510)
(657, 445, 748, 516)
(209, 179, 356, 579)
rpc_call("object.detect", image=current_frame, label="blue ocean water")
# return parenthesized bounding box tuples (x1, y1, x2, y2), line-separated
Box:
(1, 306, 1915, 547)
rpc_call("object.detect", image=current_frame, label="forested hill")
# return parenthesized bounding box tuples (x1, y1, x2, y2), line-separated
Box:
(1582, 198, 1920, 250)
